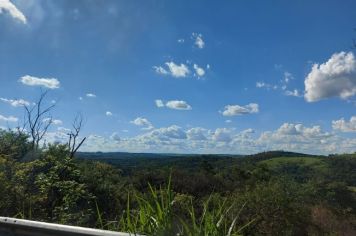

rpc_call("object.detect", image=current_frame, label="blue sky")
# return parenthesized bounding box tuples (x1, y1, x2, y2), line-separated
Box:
(0, 0, 355, 154)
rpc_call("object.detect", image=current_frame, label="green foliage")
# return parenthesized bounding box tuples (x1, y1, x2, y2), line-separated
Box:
(0, 129, 31, 160)
(32, 145, 94, 225)
(0, 129, 355, 235)
(237, 178, 313, 235)
(179, 195, 254, 236)
(118, 174, 174, 235)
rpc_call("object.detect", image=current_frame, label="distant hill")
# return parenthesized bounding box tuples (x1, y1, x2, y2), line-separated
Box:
(76, 150, 318, 174)
(76, 151, 241, 159)
(244, 151, 322, 162)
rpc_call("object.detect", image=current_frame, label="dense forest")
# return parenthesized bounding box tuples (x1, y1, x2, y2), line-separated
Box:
(0, 129, 355, 235)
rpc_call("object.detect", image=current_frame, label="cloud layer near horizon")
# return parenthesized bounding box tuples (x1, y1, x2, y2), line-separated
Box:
(40, 121, 355, 155)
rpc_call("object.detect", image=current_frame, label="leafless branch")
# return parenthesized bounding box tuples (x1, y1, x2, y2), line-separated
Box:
(23, 90, 55, 150)
(67, 113, 86, 158)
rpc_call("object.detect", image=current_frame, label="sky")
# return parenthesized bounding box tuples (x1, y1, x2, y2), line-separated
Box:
(0, 0, 355, 154)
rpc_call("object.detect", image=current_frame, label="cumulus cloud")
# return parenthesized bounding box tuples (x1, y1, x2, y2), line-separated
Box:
(165, 62, 190, 78)
(273, 123, 330, 140)
(0, 114, 18, 122)
(130, 117, 154, 130)
(76, 121, 355, 155)
(255, 123, 347, 154)
(154, 62, 190, 78)
(193, 64, 205, 77)
(106, 111, 113, 116)
(166, 100, 192, 110)
(212, 128, 233, 142)
(86, 93, 96, 98)
(19, 75, 60, 89)
(0, 0, 27, 24)
(155, 99, 164, 108)
(148, 125, 187, 140)
(0, 98, 30, 107)
(332, 116, 356, 132)
(187, 127, 207, 140)
(192, 33, 205, 49)
(304, 51, 356, 102)
(222, 103, 259, 116)
(177, 39, 184, 43)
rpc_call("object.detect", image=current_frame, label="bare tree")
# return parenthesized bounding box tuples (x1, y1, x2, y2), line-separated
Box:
(23, 91, 55, 150)
(67, 113, 86, 158)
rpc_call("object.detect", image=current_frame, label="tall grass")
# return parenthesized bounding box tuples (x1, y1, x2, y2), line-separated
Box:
(106, 174, 255, 236)
(179, 196, 255, 236)
(118, 174, 174, 235)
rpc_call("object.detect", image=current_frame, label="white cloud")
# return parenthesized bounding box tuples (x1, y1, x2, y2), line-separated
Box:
(52, 119, 62, 125)
(187, 127, 207, 141)
(106, 111, 113, 116)
(155, 99, 164, 108)
(256, 82, 266, 88)
(193, 64, 205, 77)
(283, 71, 294, 83)
(0, 0, 27, 24)
(19, 75, 60, 89)
(177, 39, 184, 43)
(256, 71, 302, 98)
(110, 132, 121, 141)
(148, 125, 187, 140)
(0, 98, 30, 107)
(256, 82, 278, 90)
(0, 114, 18, 122)
(285, 89, 302, 97)
(154, 62, 190, 78)
(79, 97, 83, 101)
(166, 100, 192, 110)
(165, 62, 190, 78)
(241, 128, 255, 135)
(58, 127, 71, 133)
(130, 117, 154, 130)
(42, 118, 62, 125)
(192, 33, 205, 49)
(255, 123, 346, 154)
(77, 122, 355, 155)
(225, 120, 232, 123)
(153, 66, 168, 75)
(212, 128, 232, 142)
(304, 51, 356, 102)
(222, 103, 259, 116)
(86, 93, 96, 98)
(332, 116, 356, 132)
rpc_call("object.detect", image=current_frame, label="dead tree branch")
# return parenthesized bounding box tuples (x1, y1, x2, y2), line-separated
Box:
(23, 91, 55, 150)
(67, 114, 86, 158)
